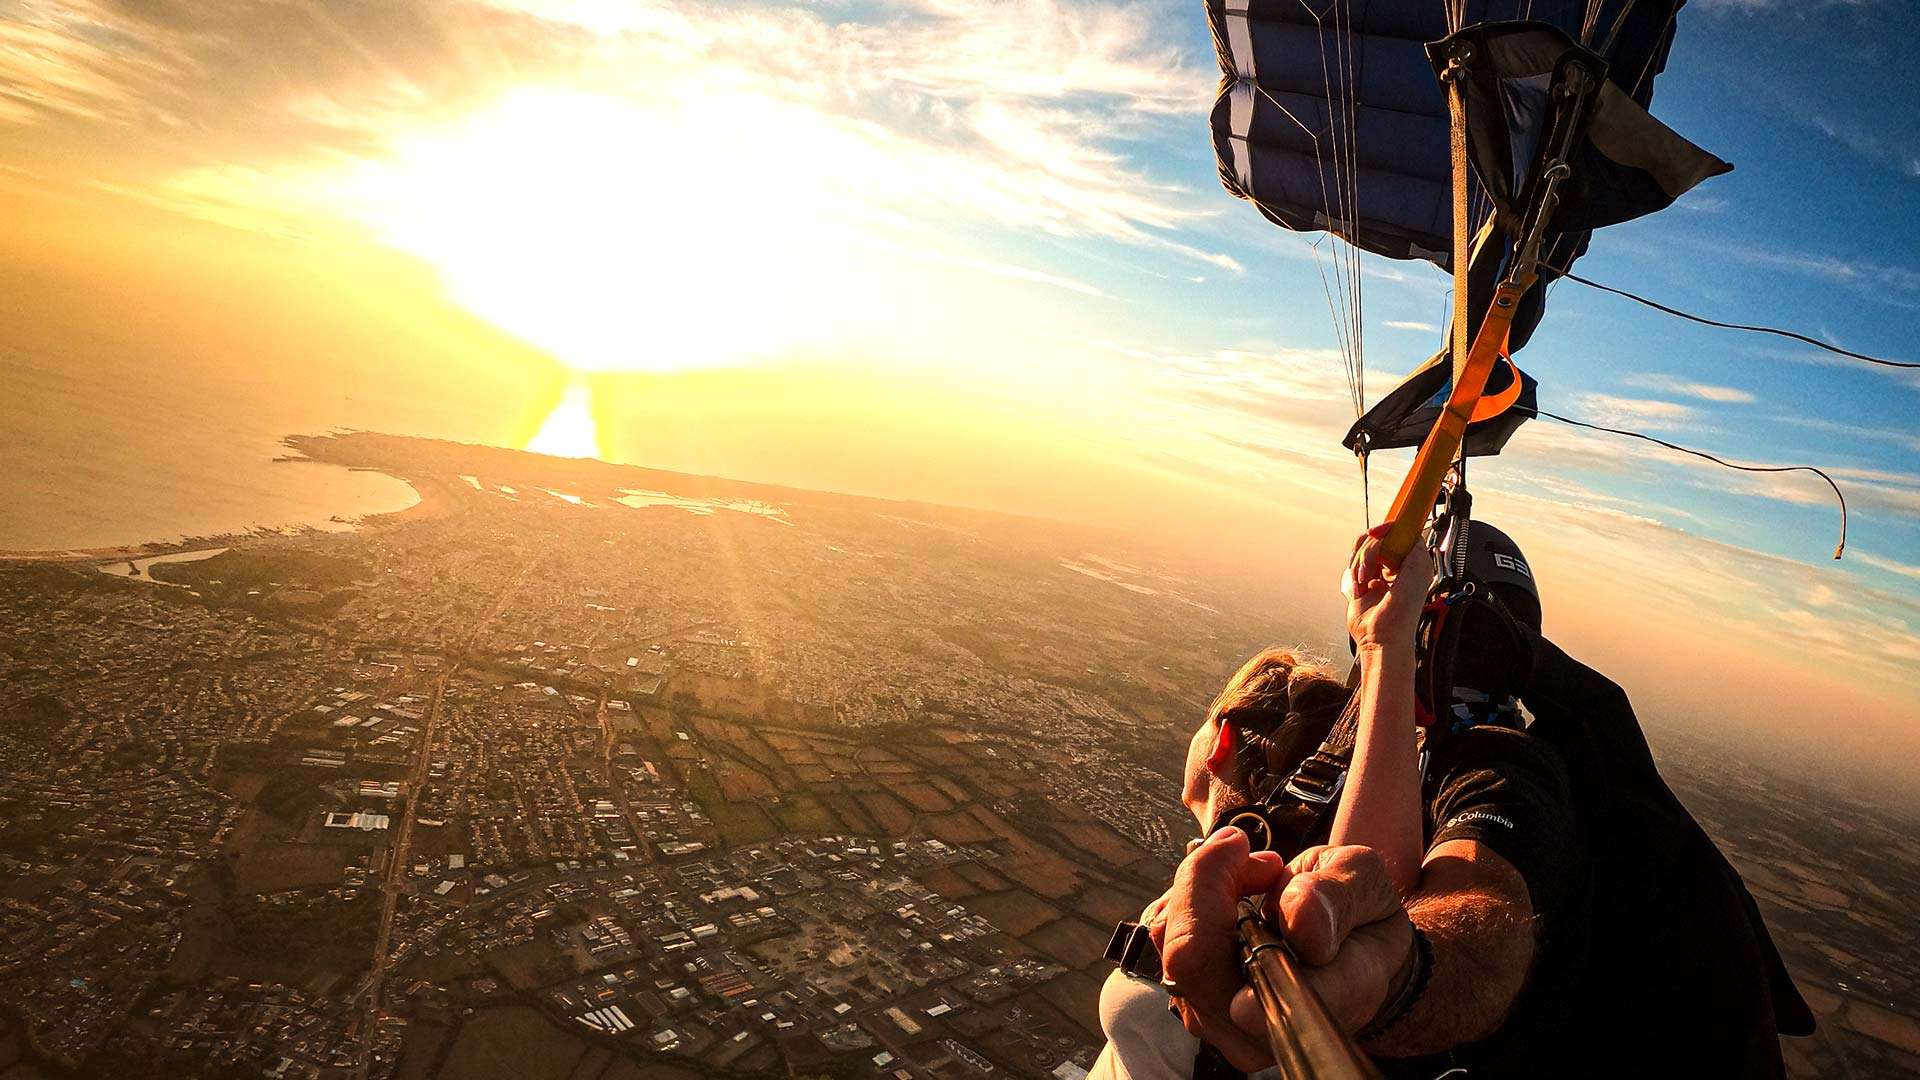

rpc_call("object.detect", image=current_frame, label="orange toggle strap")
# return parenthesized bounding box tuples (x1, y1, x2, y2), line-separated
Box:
(1467, 354, 1525, 425)
(1380, 285, 1529, 566)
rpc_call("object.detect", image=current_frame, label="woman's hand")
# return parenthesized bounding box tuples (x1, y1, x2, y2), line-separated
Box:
(1344, 524, 1437, 650)
(1153, 827, 1295, 1070)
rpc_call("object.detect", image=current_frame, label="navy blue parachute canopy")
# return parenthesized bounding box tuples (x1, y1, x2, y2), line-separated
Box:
(1203, 0, 1729, 455)
(1204, 0, 1709, 271)
(1433, 21, 1731, 239)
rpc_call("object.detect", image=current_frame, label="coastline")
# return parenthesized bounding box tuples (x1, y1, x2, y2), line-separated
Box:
(0, 434, 443, 564)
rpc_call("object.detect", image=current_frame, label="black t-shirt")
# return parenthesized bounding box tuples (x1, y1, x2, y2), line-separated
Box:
(1380, 724, 1588, 1079)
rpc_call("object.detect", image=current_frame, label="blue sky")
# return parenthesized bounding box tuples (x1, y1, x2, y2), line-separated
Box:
(953, 0, 1920, 577)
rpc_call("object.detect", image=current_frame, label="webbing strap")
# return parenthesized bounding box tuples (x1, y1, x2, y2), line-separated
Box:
(1379, 283, 1525, 564)
(1374, 56, 1498, 567)
(1447, 76, 1470, 391)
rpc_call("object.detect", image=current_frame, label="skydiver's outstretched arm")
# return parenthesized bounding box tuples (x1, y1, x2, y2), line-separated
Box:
(1328, 527, 1434, 896)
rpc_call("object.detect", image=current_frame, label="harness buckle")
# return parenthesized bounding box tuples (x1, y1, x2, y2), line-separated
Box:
(1103, 920, 1161, 980)
(1282, 750, 1348, 806)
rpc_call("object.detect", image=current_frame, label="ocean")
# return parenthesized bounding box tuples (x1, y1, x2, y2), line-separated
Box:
(0, 211, 565, 554)
(0, 344, 425, 552)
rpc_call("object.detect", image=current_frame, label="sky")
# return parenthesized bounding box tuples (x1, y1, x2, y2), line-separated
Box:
(1, 0, 1918, 803)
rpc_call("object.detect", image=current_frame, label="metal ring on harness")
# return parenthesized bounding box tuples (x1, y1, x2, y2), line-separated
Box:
(1214, 803, 1290, 854)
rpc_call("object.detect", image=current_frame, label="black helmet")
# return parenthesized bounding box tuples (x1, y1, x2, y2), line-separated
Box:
(1419, 520, 1541, 724)
(1451, 520, 1542, 634)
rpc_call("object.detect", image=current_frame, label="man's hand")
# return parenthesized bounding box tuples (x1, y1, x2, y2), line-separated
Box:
(1235, 845, 1415, 1037)
(1156, 831, 1415, 1071)
(1345, 524, 1437, 650)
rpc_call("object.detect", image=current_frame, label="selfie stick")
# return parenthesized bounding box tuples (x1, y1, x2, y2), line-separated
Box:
(1236, 898, 1385, 1080)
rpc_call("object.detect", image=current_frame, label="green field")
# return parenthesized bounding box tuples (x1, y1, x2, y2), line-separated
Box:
(682, 770, 778, 845)
(439, 1007, 589, 1080)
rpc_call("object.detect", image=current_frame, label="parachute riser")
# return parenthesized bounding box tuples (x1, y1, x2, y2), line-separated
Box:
(1379, 46, 1602, 567)
(1378, 286, 1523, 564)
(1507, 54, 1600, 285)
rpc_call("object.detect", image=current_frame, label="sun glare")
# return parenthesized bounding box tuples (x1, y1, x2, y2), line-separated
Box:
(335, 86, 859, 374)
(526, 384, 602, 459)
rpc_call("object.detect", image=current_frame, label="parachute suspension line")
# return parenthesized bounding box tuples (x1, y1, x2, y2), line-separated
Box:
(1314, 0, 1363, 418)
(1551, 269, 1920, 369)
(1337, 0, 1364, 414)
(1596, 0, 1642, 55)
(1265, 90, 1359, 418)
(1627, 8, 1680, 100)
(1516, 406, 1849, 559)
(1249, 78, 1363, 415)
(1307, 236, 1360, 416)
(1278, 0, 1367, 425)
(1578, 0, 1611, 48)
(1269, 0, 1379, 524)
(1321, 0, 1371, 512)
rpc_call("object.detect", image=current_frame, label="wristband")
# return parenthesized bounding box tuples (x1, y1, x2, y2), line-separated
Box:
(1356, 924, 1432, 1043)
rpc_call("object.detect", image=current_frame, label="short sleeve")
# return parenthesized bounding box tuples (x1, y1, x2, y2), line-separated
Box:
(1425, 727, 1578, 923)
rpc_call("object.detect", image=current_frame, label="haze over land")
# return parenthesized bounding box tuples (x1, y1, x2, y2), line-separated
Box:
(2, 436, 1916, 1078)
(5, 193, 1918, 807)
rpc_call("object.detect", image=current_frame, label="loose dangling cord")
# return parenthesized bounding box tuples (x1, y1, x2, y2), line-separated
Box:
(1516, 405, 1849, 559)
(1357, 433, 1372, 529)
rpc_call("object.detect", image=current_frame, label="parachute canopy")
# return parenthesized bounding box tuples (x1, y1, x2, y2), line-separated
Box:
(1436, 21, 1730, 239)
(1205, 0, 1729, 454)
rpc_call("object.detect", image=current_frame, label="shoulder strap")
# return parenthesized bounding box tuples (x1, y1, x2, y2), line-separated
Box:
(1230, 671, 1366, 859)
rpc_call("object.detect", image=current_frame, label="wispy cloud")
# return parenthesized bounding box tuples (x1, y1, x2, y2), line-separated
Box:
(1797, 108, 1920, 180)
(1095, 340, 1375, 507)
(0, 0, 1237, 274)
(1693, 0, 1876, 13)
(1569, 392, 1698, 430)
(1621, 373, 1756, 404)
(1699, 236, 1920, 314)
(1855, 552, 1920, 582)
(1384, 319, 1437, 332)
(1770, 413, 1920, 454)
(1672, 192, 1729, 214)
(1486, 485, 1920, 690)
(882, 242, 1107, 297)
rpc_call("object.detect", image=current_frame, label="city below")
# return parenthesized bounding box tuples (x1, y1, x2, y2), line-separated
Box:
(1, 433, 1915, 1079)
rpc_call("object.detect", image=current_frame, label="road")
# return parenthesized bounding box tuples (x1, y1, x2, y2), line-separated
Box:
(352, 558, 531, 1078)
(595, 689, 656, 864)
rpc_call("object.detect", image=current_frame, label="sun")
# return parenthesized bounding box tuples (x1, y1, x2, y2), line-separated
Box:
(525, 384, 601, 459)
(335, 86, 848, 374)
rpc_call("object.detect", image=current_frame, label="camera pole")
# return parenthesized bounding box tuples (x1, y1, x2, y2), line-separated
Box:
(1236, 898, 1384, 1080)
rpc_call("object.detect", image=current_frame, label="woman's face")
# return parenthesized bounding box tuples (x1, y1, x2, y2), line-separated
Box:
(1182, 715, 1229, 830)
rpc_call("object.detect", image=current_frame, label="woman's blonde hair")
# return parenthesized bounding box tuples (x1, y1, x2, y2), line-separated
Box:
(1205, 647, 1352, 790)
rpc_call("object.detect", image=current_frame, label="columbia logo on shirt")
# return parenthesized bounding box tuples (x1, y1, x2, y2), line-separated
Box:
(1447, 809, 1517, 832)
